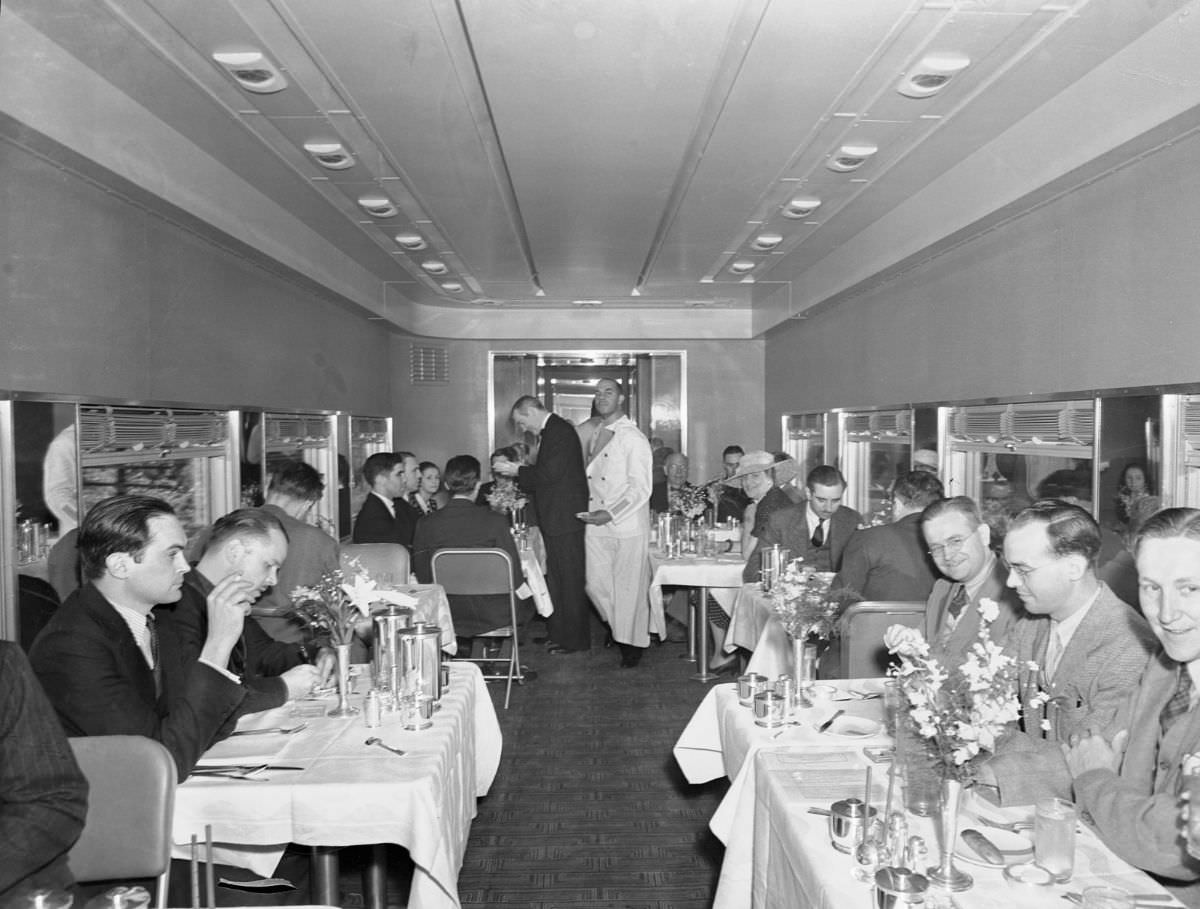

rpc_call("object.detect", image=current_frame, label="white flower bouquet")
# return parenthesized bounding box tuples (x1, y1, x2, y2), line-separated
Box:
(290, 561, 414, 646)
(884, 599, 1022, 782)
(486, 478, 528, 514)
(769, 561, 855, 641)
(668, 482, 709, 519)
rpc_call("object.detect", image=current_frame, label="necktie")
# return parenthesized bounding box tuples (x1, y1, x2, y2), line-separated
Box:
(146, 613, 162, 697)
(1161, 666, 1193, 735)
(811, 519, 825, 548)
(1044, 626, 1064, 682)
(947, 584, 968, 620)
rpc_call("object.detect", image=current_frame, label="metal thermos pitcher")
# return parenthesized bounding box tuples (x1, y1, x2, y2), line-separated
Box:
(372, 605, 414, 692)
(398, 622, 443, 702)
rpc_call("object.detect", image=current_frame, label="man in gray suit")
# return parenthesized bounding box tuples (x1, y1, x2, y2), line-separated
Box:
(921, 496, 1024, 666)
(979, 500, 1156, 804)
(1064, 508, 1200, 906)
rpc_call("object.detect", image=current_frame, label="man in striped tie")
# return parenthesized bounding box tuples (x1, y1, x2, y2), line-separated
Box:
(1064, 507, 1200, 906)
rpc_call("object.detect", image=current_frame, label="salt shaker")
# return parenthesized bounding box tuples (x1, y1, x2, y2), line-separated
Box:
(363, 689, 382, 727)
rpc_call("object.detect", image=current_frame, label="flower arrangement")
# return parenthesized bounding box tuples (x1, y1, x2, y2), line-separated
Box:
(884, 599, 1022, 782)
(486, 478, 528, 514)
(668, 482, 709, 519)
(769, 560, 854, 641)
(290, 561, 415, 646)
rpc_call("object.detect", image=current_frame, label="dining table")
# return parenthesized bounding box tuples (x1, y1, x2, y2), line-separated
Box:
(647, 546, 745, 681)
(724, 583, 794, 677)
(673, 678, 1186, 909)
(172, 660, 502, 909)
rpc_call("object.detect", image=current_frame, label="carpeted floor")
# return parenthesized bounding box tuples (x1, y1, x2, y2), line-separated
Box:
(339, 615, 729, 908)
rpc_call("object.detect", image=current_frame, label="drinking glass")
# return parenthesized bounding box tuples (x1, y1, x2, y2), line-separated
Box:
(882, 680, 902, 738)
(1033, 797, 1076, 882)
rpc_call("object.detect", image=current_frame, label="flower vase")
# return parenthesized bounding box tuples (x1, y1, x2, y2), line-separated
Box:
(327, 642, 360, 718)
(926, 777, 972, 892)
(792, 635, 818, 687)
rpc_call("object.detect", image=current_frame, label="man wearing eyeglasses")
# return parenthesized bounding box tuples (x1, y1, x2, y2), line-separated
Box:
(978, 500, 1155, 805)
(921, 496, 1024, 666)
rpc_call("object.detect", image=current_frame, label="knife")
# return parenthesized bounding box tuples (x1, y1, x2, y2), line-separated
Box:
(1062, 893, 1175, 905)
(816, 709, 845, 734)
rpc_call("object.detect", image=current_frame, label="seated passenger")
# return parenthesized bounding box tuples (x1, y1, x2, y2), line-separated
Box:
(833, 470, 945, 604)
(977, 501, 1155, 804)
(156, 509, 331, 719)
(30, 495, 247, 780)
(711, 445, 752, 523)
(1064, 507, 1200, 906)
(0, 641, 88, 905)
(724, 450, 799, 582)
(921, 496, 1024, 666)
(352, 451, 421, 550)
(412, 455, 533, 640)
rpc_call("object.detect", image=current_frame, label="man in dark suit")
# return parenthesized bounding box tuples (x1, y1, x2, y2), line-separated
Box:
(30, 495, 247, 781)
(921, 495, 1024, 666)
(352, 450, 421, 550)
(749, 465, 862, 581)
(413, 454, 533, 639)
(979, 500, 1156, 805)
(156, 508, 331, 719)
(833, 470, 945, 603)
(495, 395, 590, 653)
(0, 641, 88, 904)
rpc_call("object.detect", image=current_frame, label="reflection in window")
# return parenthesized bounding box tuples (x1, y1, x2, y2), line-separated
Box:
(783, 413, 826, 481)
(82, 461, 207, 536)
(839, 410, 912, 523)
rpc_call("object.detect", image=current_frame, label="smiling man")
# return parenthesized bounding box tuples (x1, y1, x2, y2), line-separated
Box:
(921, 496, 1024, 665)
(978, 499, 1155, 804)
(156, 508, 331, 719)
(1064, 507, 1200, 905)
(30, 495, 247, 780)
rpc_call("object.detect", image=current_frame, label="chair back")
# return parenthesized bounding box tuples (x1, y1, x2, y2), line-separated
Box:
(68, 735, 175, 908)
(833, 600, 926, 679)
(430, 548, 515, 597)
(341, 542, 410, 586)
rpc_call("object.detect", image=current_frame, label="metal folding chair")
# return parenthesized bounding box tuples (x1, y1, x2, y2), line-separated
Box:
(431, 547, 524, 708)
(67, 735, 176, 908)
(833, 600, 926, 679)
(341, 542, 410, 586)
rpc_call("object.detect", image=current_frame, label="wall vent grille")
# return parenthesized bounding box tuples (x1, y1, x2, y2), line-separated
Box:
(411, 345, 449, 384)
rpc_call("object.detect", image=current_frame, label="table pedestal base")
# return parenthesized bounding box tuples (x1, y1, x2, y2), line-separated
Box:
(691, 586, 720, 683)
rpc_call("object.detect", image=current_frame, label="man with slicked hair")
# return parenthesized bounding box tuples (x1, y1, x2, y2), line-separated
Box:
(353, 450, 421, 550)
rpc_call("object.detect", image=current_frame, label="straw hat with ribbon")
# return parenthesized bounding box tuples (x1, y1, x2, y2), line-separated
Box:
(722, 450, 801, 487)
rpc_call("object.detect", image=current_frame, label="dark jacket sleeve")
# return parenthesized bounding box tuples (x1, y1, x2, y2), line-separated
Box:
(0, 643, 88, 899)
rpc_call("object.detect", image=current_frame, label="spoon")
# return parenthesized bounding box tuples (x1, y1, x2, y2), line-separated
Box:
(365, 737, 406, 756)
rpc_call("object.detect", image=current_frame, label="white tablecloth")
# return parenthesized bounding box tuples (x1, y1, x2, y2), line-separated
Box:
(648, 550, 745, 638)
(173, 662, 502, 909)
(725, 585, 794, 677)
(375, 583, 456, 652)
(518, 549, 554, 617)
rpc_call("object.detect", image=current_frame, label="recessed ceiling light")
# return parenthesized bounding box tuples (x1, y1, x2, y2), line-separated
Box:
(751, 232, 783, 251)
(782, 196, 822, 219)
(440, 281, 463, 293)
(357, 195, 398, 218)
(421, 260, 448, 275)
(826, 143, 878, 173)
(212, 50, 288, 94)
(729, 260, 756, 274)
(393, 232, 427, 251)
(897, 52, 971, 99)
(302, 141, 354, 170)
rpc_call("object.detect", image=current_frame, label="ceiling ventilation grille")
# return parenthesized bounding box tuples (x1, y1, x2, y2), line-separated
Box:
(411, 345, 449, 385)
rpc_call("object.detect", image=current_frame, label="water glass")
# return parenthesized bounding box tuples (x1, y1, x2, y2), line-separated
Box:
(1078, 886, 1134, 909)
(882, 680, 903, 738)
(1033, 797, 1076, 883)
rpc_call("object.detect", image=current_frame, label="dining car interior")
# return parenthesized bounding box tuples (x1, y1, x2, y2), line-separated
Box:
(5, 0, 1200, 907)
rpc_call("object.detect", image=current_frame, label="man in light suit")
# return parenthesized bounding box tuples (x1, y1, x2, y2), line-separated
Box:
(1065, 507, 1200, 906)
(922, 495, 1024, 666)
(496, 395, 590, 653)
(979, 500, 1156, 805)
(352, 450, 421, 550)
(833, 470, 945, 604)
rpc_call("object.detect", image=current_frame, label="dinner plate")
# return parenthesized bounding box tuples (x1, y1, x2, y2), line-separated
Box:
(853, 679, 889, 695)
(819, 715, 882, 738)
(953, 825, 1034, 867)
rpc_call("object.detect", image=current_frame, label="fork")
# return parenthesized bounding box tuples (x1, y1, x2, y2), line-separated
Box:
(974, 814, 1033, 834)
(230, 722, 308, 737)
(365, 737, 406, 756)
(191, 763, 271, 779)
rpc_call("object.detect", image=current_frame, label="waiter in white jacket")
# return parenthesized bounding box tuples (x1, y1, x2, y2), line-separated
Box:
(578, 378, 653, 668)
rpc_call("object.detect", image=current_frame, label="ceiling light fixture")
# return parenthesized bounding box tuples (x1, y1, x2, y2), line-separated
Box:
(357, 195, 398, 218)
(897, 52, 971, 99)
(302, 141, 354, 170)
(826, 143, 878, 173)
(751, 232, 783, 251)
(212, 50, 288, 93)
(420, 260, 448, 275)
(393, 232, 427, 251)
(729, 260, 756, 275)
(440, 281, 463, 293)
(782, 196, 822, 219)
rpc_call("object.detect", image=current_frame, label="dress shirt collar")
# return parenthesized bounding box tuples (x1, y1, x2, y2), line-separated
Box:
(370, 489, 396, 518)
(111, 602, 155, 669)
(1050, 586, 1100, 652)
(806, 502, 824, 535)
(962, 552, 998, 602)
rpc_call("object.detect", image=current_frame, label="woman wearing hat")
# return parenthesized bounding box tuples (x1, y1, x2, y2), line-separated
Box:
(723, 450, 801, 571)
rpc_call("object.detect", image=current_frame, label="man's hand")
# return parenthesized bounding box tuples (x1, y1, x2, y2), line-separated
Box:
(281, 664, 321, 699)
(492, 458, 519, 477)
(1062, 728, 1128, 778)
(199, 573, 256, 666)
(577, 510, 613, 525)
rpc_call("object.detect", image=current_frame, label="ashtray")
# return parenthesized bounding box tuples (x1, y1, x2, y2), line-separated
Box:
(1002, 861, 1054, 888)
